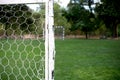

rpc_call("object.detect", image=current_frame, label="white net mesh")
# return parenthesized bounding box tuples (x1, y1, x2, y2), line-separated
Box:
(55, 26, 64, 40)
(0, 3, 45, 80)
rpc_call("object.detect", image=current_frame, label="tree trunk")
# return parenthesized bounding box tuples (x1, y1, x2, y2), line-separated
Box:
(85, 31, 88, 39)
(112, 24, 118, 38)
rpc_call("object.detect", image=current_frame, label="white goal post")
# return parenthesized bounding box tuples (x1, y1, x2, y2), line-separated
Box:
(0, 0, 55, 80)
(45, 0, 55, 80)
(0, 0, 45, 4)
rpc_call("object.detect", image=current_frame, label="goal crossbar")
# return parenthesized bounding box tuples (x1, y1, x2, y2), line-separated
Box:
(0, 0, 45, 4)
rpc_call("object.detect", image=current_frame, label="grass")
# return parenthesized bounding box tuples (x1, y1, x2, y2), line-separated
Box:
(0, 38, 120, 80)
(55, 39, 120, 80)
(0, 39, 45, 80)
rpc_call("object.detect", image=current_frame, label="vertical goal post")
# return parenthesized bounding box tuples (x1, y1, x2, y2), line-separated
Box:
(45, 0, 55, 80)
(0, 0, 55, 80)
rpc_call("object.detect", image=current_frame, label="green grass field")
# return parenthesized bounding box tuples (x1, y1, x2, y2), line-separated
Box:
(0, 39, 45, 80)
(55, 39, 120, 80)
(0, 39, 120, 80)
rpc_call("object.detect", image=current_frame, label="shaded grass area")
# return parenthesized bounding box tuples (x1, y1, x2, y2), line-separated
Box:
(0, 39, 45, 80)
(55, 39, 120, 80)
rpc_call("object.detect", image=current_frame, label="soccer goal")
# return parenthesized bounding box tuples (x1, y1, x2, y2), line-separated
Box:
(55, 26, 65, 40)
(0, 0, 55, 80)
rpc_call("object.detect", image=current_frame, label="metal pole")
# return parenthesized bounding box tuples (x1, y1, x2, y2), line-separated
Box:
(63, 26, 65, 40)
(45, 0, 55, 80)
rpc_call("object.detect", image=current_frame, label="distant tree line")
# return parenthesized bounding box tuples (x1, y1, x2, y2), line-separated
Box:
(59, 0, 120, 39)
(1, 1, 120, 39)
(95, 0, 120, 38)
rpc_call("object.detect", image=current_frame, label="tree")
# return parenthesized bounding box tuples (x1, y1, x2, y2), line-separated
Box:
(0, 4, 34, 37)
(33, 3, 45, 35)
(63, 0, 97, 39)
(54, 3, 71, 35)
(66, 2, 84, 31)
(95, 0, 120, 38)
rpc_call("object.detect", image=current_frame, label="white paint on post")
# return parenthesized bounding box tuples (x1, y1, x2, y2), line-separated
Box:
(45, 1, 49, 80)
(0, 0, 45, 4)
(45, 0, 55, 80)
(45, 1, 48, 78)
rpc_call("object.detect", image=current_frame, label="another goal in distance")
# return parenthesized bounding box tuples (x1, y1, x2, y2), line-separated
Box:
(55, 26, 65, 40)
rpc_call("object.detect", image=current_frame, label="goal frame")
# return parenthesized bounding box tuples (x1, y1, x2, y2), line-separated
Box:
(55, 26, 65, 40)
(0, 0, 55, 80)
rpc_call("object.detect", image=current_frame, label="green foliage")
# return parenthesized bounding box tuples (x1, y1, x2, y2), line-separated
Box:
(0, 4, 37, 36)
(63, 2, 99, 38)
(54, 3, 71, 34)
(95, 0, 120, 38)
(0, 23, 4, 36)
(65, 4, 85, 31)
(34, 4, 45, 35)
(33, 12, 43, 35)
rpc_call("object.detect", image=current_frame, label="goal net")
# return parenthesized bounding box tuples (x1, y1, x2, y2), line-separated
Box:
(0, 0, 55, 80)
(55, 26, 65, 40)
